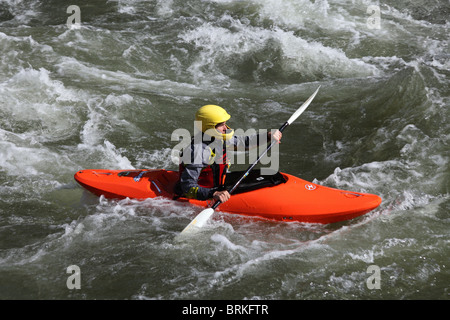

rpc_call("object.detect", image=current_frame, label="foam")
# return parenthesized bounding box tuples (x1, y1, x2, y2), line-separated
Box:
(180, 17, 379, 85)
(0, 66, 86, 178)
(211, 233, 247, 252)
(0, 67, 83, 143)
(0, 138, 70, 176)
(0, 33, 51, 79)
(134, 148, 175, 169)
(0, 0, 39, 25)
(55, 57, 206, 97)
(0, 66, 138, 174)
(253, 0, 344, 30)
(156, 0, 174, 17)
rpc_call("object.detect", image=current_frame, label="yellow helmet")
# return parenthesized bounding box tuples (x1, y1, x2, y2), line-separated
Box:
(195, 105, 234, 140)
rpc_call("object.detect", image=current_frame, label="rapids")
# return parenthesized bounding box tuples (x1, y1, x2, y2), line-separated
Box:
(0, 0, 448, 300)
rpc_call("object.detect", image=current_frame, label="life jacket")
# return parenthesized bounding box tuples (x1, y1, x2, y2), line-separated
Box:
(178, 137, 229, 190)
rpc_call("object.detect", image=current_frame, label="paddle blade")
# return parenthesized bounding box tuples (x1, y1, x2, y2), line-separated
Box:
(180, 208, 215, 234)
(286, 86, 320, 125)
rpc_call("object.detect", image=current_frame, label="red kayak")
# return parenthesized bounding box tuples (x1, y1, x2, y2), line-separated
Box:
(74, 168, 381, 224)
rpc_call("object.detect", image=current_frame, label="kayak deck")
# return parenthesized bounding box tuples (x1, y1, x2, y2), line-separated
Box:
(74, 169, 382, 224)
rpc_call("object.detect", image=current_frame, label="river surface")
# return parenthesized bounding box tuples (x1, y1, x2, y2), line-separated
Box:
(0, 0, 448, 300)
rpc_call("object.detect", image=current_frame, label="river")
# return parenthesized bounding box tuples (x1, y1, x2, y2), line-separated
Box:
(0, 0, 448, 301)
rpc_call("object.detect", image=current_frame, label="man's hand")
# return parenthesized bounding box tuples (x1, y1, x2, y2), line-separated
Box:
(213, 190, 231, 203)
(269, 129, 282, 143)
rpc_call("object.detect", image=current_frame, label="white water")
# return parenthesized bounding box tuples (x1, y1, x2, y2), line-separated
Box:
(0, 0, 448, 300)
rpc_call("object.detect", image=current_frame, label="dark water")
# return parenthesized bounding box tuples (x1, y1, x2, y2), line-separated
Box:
(0, 0, 448, 301)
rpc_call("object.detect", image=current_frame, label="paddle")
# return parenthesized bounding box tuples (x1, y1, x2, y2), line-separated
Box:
(179, 86, 321, 235)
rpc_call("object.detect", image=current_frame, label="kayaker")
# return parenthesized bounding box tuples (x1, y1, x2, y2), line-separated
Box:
(174, 105, 282, 203)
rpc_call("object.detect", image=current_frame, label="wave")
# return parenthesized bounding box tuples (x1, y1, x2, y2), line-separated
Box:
(180, 17, 380, 85)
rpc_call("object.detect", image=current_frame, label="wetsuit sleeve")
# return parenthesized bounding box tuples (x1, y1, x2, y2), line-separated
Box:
(230, 132, 269, 150)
